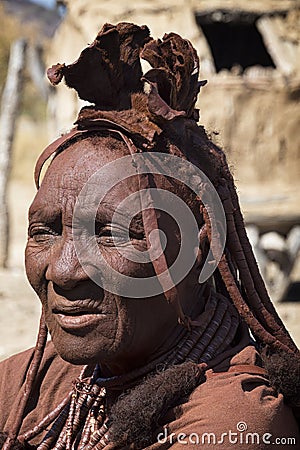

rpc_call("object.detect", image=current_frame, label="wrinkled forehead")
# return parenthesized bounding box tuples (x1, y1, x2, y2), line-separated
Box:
(28, 137, 136, 215)
(42, 137, 129, 186)
(29, 135, 197, 221)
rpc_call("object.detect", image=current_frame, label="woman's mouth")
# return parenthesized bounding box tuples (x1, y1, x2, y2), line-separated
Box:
(52, 303, 106, 331)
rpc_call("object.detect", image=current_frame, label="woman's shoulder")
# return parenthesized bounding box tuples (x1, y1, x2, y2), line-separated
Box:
(0, 341, 83, 437)
(160, 346, 299, 449)
(0, 341, 77, 387)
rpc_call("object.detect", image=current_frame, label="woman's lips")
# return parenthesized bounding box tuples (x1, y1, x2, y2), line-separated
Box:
(52, 303, 105, 330)
(55, 311, 105, 330)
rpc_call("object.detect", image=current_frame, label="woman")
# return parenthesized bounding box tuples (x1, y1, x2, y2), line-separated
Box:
(0, 22, 299, 449)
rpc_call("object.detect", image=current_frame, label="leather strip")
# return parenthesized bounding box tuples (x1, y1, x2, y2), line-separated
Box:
(34, 119, 135, 189)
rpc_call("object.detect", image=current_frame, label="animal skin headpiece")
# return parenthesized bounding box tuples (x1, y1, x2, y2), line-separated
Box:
(36, 22, 207, 186)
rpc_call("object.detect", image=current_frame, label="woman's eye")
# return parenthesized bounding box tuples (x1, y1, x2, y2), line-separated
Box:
(97, 227, 127, 245)
(96, 226, 145, 246)
(29, 226, 58, 243)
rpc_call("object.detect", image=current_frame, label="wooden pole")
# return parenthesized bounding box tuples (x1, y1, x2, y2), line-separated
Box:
(27, 43, 49, 101)
(0, 39, 27, 268)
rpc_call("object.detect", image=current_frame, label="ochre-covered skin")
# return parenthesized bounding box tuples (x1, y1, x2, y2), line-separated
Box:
(25, 136, 203, 372)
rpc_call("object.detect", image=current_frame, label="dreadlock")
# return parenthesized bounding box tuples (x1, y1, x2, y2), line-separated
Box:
(2, 21, 299, 449)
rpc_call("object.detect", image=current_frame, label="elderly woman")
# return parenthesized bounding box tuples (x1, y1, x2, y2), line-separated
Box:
(0, 23, 299, 450)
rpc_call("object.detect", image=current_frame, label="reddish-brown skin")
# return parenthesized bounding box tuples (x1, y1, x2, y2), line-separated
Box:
(25, 137, 203, 376)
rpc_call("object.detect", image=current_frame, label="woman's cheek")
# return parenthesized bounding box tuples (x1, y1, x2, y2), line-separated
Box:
(111, 248, 155, 278)
(25, 242, 50, 295)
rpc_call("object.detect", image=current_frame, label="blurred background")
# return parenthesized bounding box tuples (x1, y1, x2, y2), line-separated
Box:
(0, 0, 299, 360)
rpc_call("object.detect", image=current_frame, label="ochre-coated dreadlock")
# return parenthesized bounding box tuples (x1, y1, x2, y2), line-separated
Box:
(3, 22, 299, 449)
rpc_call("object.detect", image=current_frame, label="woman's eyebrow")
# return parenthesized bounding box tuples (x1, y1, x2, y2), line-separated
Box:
(28, 205, 61, 223)
(95, 206, 144, 231)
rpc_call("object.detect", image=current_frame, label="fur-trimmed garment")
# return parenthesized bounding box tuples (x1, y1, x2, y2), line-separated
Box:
(0, 342, 298, 449)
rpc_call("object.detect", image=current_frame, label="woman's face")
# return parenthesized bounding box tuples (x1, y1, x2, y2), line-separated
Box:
(25, 137, 196, 373)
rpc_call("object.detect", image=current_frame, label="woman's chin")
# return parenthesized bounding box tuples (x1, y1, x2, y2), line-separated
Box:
(50, 332, 122, 367)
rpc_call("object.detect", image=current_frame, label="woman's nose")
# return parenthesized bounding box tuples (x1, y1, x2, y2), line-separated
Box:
(45, 238, 88, 290)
